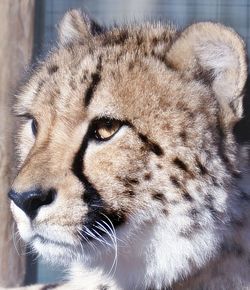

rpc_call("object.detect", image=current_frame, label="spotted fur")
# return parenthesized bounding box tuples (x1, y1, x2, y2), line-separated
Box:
(3, 9, 250, 290)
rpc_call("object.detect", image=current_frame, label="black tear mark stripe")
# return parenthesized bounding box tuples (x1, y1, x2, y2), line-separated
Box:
(138, 133, 164, 156)
(71, 125, 126, 239)
(84, 55, 103, 107)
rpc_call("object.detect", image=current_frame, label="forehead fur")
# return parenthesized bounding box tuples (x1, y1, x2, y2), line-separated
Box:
(15, 22, 177, 113)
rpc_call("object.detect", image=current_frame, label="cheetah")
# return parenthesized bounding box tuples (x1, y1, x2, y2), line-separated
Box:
(2, 9, 250, 290)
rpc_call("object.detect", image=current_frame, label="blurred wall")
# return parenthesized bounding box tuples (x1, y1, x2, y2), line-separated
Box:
(0, 0, 35, 287)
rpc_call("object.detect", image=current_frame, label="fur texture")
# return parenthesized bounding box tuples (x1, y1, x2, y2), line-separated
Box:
(3, 9, 250, 290)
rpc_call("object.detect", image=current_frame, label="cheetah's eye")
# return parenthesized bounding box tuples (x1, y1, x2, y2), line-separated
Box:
(92, 118, 122, 141)
(31, 118, 38, 136)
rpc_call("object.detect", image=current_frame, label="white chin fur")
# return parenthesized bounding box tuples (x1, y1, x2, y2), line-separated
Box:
(75, 217, 222, 289)
(11, 201, 222, 289)
(32, 238, 78, 265)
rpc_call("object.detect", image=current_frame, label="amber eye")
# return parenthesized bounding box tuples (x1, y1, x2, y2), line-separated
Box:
(31, 118, 38, 136)
(93, 118, 122, 141)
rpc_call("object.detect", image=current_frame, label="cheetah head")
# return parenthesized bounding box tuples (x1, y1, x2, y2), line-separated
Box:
(9, 10, 248, 288)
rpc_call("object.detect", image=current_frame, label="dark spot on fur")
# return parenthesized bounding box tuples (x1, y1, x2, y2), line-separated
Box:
(84, 56, 102, 107)
(179, 131, 187, 142)
(183, 191, 193, 201)
(170, 176, 181, 188)
(124, 190, 136, 197)
(152, 37, 159, 45)
(194, 66, 214, 85)
(69, 79, 77, 90)
(173, 157, 194, 178)
(127, 178, 139, 184)
(116, 175, 140, 192)
(47, 65, 59, 75)
(205, 194, 214, 203)
(196, 158, 208, 175)
(128, 62, 135, 71)
(180, 222, 201, 239)
(190, 208, 199, 218)
(120, 177, 139, 188)
(173, 157, 188, 171)
(152, 192, 167, 204)
(144, 173, 152, 180)
(136, 35, 143, 46)
(211, 176, 219, 187)
(162, 123, 172, 131)
(157, 164, 163, 169)
(176, 101, 189, 111)
(81, 70, 89, 83)
(138, 133, 164, 156)
(188, 111, 195, 118)
(162, 208, 169, 216)
(36, 79, 45, 93)
(103, 30, 129, 46)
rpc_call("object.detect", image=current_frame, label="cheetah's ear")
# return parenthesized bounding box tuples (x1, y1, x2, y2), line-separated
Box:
(58, 9, 103, 46)
(167, 22, 247, 119)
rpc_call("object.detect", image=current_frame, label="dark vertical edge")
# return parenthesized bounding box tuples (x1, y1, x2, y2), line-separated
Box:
(32, 0, 45, 62)
(24, 246, 37, 285)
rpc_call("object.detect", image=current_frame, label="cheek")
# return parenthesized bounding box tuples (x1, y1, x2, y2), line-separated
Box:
(84, 135, 149, 212)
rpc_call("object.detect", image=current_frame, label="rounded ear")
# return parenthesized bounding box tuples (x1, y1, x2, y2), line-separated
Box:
(167, 22, 248, 119)
(58, 9, 104, 46)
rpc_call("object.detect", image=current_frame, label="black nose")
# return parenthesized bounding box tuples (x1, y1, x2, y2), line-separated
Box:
(8, 188, 56, 219)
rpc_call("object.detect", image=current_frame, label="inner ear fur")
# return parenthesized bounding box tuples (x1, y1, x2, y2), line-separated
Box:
(167, 22, 248, 119)
(58, 9, 103, 46)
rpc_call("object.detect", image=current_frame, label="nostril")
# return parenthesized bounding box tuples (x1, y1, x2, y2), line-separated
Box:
(8, 188, 57, 219)
(28, 188, 56, 212)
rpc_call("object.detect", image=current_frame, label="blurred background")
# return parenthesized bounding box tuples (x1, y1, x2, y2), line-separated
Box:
(0, 0, 250, 287)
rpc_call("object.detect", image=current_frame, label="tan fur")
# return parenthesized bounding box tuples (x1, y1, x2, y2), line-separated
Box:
(4, 9, 250, 290)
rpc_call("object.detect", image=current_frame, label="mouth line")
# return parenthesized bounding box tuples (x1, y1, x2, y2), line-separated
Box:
(32, 234, 76, 249)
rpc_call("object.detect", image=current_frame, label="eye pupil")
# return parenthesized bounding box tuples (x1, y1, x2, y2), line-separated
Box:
(31, 119, 38, 136)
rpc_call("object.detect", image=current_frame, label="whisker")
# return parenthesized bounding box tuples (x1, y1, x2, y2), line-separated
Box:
(97, 215, 118, 278)
(92, 227, 114, 248)
(12, 223, 21, 256)
(77, 228, 98, 252)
